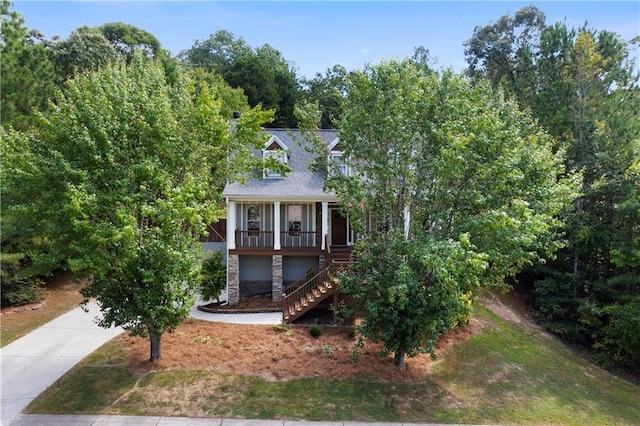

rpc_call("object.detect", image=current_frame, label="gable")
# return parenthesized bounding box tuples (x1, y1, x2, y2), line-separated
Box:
(329, 137, 341, 152)
(266, 141, 282, 151)
(330, 142, 344, 152)
(265, 135, 288, 151)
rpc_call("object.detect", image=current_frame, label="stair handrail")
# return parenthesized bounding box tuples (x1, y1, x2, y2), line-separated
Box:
(282, 263, 337, 321)
(283, 260, 329, 296)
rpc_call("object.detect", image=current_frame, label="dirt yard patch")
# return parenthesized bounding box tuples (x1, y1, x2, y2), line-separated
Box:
(120, 314, 487, 382)
(3, 273, 534, 382)
(477, 289, 556, 340)
(0, 273, 85, 346)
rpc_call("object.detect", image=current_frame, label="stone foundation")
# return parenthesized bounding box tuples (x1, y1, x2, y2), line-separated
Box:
(272, 255, 283, 302)
(228, 254, 240, 305)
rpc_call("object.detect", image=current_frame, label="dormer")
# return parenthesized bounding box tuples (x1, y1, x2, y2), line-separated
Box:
(328, 137, 351, 176)
(263, 135, 288, 179)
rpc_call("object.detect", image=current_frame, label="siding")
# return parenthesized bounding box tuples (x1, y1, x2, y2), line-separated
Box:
(239, 255, 272, 281)
(280, 203, 315, 232)
(283, 256, 320, 283)
(235, 202, 273, 232)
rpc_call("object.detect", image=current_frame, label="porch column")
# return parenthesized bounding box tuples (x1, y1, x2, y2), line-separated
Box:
(227, 200, 236, 250)
(228, 254, 240, 305)
(321, 201, 329, 250)
(272, 254, 283, 302)
(274, 201, 281, 250)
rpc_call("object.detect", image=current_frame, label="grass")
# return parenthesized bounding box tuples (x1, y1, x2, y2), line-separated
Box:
(429, 305, 640, 425)
(0, 274, 84, 347)
(25, 303, 640, 425)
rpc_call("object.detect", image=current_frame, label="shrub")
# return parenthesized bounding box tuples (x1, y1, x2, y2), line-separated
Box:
(309, 322, 323, 338)
(272, 322, 294, 337)
(1, 253, 43, 307)
(302, 345, 318, 355)
(199, 250, 226, 302)
(322, 343, 334, 355)
(345, 326, 357, 340)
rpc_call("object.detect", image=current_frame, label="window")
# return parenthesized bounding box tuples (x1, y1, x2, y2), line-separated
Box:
(247, 205, 261, 236)
(263, 150, 287, 178)
(262, 136, 289, 179)
(329, 152, 351, 177)
(288, 204, 302, 235)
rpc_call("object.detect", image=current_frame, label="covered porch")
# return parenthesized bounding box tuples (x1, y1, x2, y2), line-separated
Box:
(226, 200, 354, 252)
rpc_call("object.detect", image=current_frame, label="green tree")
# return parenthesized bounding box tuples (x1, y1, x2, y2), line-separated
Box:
(302, 64, 349, 129)
(0, 0, 55, 130)
(199, 251, 226, 303)
(47, 26, 118, 84)
(466, 7, 640, 371)
(300, 60, 577, 367)
(185, 30, 301, 127)
(191, 67, 251, 119)
(3, 55, 272, 361)
(96, 21, 162, 61)
(182, 29, 252, 75)
(0, 124, 66, 278)
(464, 5, 546, 102)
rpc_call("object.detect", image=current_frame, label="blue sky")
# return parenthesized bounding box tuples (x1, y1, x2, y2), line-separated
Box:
(15, 1, 640, 79)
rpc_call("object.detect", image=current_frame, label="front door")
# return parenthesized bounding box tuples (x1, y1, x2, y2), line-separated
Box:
(331, 210, 347, 246)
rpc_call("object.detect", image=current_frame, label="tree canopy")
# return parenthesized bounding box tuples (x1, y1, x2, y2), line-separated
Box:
(185, 30, 301, 127)
(47, 25, 118, 84)
(302, 64, 350, 129)
(300, 59, 577, 366)
(1, 55, 272, 360)
(1, 0, 55, 130)
(465, 5, 640, 371)
(96, 21, 163, 61)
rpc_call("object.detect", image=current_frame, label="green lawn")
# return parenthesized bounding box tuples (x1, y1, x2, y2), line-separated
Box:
(26, 303, 640, 425)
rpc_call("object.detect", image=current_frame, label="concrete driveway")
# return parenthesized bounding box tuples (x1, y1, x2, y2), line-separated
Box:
(1, 298, 282, 425)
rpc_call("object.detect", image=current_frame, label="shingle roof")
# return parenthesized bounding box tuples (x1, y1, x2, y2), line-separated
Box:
(223, 129, 339, 200)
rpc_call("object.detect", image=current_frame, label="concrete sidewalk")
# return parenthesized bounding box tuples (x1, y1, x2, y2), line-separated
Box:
(0, 299, 282, 425)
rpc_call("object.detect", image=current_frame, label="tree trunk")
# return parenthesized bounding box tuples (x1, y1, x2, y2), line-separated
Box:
(393, 348, 406, 368)
(148, 324, 162, 362)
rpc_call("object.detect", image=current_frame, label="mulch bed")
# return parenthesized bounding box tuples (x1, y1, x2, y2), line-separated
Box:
(197, 295, 282, 314)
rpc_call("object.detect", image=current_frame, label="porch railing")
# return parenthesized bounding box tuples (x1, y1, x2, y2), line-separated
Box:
(235, 230, 274, 248)
(235, 230, 318, 249)
(281, 231, 317, 248)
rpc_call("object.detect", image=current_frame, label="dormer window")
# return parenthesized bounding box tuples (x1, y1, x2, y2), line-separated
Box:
(330, 152, 351, 176)
(263, 136, 288, 179)
(328, 138, 351, 177)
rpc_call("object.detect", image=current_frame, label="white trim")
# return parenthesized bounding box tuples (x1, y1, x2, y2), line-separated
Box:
(227, 200, 236, 250)
(264, 135, 289, 151)
(321, 202, 328, 250)
(227, 195, 339, 202)
(274, 201, 281, 250)
(262, 149, 288, 179)
(312, 202, 317, 245)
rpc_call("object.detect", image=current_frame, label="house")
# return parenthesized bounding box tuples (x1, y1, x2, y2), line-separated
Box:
(221, 129, 353, 319)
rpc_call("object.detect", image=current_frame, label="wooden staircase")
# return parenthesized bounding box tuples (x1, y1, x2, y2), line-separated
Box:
(282, 262, 337, 323)
(282, 244, 352, 323)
